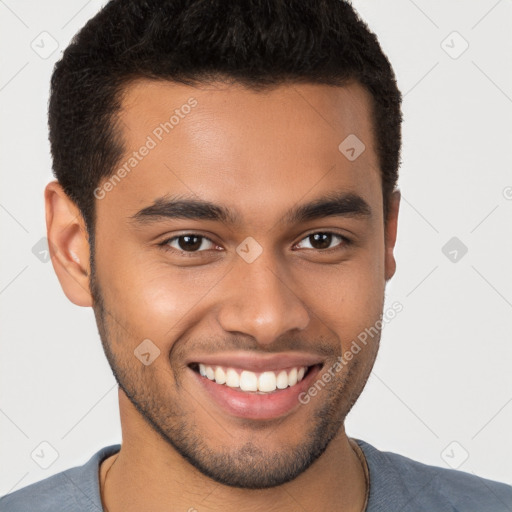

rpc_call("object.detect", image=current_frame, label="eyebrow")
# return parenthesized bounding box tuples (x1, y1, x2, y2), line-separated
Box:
(129, 194, 240, 225)
(129, 191, 371, 227)
(285, 192, 371, 224)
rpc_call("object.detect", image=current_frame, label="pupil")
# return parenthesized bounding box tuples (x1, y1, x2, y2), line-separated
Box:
(310, 233, 331, 249)
(179, 235, 202, 251)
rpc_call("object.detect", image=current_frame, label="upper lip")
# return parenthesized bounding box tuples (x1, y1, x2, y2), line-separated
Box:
(186, 352, 325, 373)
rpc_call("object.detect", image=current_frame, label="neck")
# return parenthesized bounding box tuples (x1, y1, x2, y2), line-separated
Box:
(100, 393, 367, 512)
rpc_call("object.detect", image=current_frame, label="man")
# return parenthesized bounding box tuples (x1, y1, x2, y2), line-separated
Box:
(1, 0, 511, 511)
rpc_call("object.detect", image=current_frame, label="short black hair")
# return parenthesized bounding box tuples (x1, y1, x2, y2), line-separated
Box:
(49, 0, 402, 242)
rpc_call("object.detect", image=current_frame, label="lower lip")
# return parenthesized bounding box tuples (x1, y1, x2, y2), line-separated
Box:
(190, 364, 323, 420)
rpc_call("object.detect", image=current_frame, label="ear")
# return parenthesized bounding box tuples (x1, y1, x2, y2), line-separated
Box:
(44, 181, 93, 307)
(384, 189, 400, 281)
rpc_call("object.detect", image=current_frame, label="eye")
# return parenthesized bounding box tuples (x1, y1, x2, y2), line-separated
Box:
(159, 234, 217, 253)
(295, 232, 350, 251)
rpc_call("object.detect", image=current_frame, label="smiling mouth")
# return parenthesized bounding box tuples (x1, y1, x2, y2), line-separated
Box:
(188, 362, 322, 394)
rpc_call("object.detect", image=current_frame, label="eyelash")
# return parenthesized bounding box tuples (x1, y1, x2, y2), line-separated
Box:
(157, 232, 352, 256)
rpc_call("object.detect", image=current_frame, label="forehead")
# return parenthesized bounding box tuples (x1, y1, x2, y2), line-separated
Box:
(100, 79, 381, 226)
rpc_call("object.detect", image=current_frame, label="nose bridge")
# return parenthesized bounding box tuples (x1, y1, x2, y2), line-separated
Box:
(216, 251, 310, 345)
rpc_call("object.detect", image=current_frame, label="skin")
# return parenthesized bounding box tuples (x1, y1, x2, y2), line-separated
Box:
(45, 79, 400, 511)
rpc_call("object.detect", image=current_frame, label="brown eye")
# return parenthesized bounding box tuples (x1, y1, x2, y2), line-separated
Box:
(161, 234, 215, 253)
(178, 235, 202, 251)
(309, 233, 332, 249)
(295, 232, 348, 251)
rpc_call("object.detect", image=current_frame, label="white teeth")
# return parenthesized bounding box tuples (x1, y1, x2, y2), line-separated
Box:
(214, 366, 226, 384)
(225, 368, 240, 388)
(239, 371, 258, 391)
(258, 371, 277, 392)
(205, 366, 215, 380)
(276, 370, 288, 389)
(196, 364, 310, 392)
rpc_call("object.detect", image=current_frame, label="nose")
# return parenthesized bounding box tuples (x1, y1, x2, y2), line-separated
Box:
(216, 253, 311, 346)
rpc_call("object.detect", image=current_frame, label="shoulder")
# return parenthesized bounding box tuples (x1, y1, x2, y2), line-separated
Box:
(355, 438, 512, 512)
(0, 445, 121, 512)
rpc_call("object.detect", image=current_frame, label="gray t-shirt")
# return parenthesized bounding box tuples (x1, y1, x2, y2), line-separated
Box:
(1, 439, 511, 511)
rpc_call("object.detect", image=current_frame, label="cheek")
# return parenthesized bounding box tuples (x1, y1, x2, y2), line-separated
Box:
(291, 247, 385, 337)
(106, 256, 226, 336)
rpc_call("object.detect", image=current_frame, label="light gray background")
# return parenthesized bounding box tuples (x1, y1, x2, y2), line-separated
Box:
(1, 0, 511, 495)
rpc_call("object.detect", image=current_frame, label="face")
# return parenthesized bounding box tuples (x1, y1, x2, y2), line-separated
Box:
(84, 80, 398, 489)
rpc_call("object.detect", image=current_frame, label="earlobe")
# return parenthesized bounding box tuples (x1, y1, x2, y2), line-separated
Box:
(384, 189, 400, 282)
(44, 181, 93, 307)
